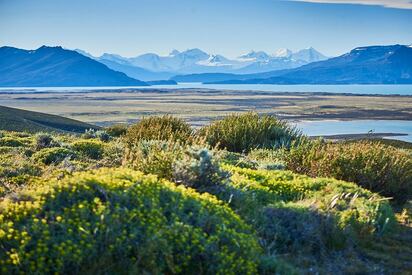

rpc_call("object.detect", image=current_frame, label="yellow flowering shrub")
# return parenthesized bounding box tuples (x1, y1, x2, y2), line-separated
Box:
(0, 168, 261, 274)
(223, 165, 395, 236)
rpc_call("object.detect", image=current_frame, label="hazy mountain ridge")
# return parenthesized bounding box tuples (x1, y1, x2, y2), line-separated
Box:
(0, 46, 148, 87)
(75, 47, 328, 80)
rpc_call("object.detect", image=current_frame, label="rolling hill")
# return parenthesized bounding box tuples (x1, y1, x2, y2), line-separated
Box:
(0, 105, 99, 133)
(0, 46, 148, 87)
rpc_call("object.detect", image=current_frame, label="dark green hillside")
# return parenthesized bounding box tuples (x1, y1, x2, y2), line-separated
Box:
(0, 105, 99, 133)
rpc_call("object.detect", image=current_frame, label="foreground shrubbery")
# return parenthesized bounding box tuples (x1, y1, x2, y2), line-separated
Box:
(199, 112, 302, 153)
(0, 168, 261, 274)
(1, 114, 411, 274)
(283, 140, 412, 203)
(123, 140, 228, 189)
(211, 166, 395, 270)
(124, 115, 193, 145)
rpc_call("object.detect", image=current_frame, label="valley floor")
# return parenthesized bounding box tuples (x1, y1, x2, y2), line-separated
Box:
(0, 88, 411, 126)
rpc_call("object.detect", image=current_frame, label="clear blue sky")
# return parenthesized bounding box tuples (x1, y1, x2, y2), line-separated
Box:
(1, 0, 411, 57)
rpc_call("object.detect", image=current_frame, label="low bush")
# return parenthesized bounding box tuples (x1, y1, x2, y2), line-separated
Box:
(124, 115, 193, 145)
(124, 140, 228, 188)
(173, 146, 229, 189)
(71, 140, 104, 160)
(0, 137, 25, 147)
(247, 149, 286, 170)
(106, 124, 128, 137)
(32, 147, 74, 165)
(34, 133, 58, 150)
(0, 153, 41, 188)
(199, 112, 302, 153)
(124, 140, 184, 179)
(284, 140, 412, 203)
(206, 165, 396, 272)
(0, 168, 261, 274)
(82, 129, 111, 142)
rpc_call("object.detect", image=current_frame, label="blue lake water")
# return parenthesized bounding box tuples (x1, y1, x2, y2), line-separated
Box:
(152, 83, 412, 96)
(1, 83, 412, 95)
(295, 120, 412, 142)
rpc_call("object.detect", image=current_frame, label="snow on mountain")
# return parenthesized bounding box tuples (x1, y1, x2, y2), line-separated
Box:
(238, 51, 271, 62)
(273, 48, 292, 58)
(74, 47, 329, 76)
(169, 49, 180, 56)
(197, 54, 236, 67)
(291, 47, 328, 63)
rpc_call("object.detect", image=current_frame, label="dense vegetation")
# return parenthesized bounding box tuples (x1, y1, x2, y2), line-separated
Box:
(1, 112, 411, 274)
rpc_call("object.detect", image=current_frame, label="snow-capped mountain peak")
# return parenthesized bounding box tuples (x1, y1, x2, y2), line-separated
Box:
(169, 49, 180, 56)
(238, 51, 271, 61)
(179, 48, 209, 59)
(291, 47, 328, 63)
(273, 48, 292, 58)
(197, 54, 234, 67)
(74, 46, 329, 76)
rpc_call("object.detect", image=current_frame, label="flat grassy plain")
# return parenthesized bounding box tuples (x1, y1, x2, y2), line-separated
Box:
(0, 88, 411, 126)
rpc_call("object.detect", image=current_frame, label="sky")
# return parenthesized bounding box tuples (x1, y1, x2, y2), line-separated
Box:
(0, 0, 411, 58)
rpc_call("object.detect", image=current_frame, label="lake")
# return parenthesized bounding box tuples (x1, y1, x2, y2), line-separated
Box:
(295, 120, 412, 142)
(1, 83, 412, 95)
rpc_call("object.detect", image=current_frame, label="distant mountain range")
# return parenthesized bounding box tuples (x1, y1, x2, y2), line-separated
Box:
(1, 44, 411, 86)
(75, 47, 328, 81)
(175, 45, 412, 84)
(0, 46, 148, 87)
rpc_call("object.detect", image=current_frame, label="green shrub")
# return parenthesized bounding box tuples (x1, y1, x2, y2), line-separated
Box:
(124, 115, 193, 144)
(199, 112, 302, 153)
(124, 140, 184, 179)
(81, 129, 111, 142)
(173, 146, 229, 189)
(247, 149, 286, 170)
(32, 147, 74, 165)
(106, 124, 128, 137)
(0, 153, 41, 188)
(284, 140, 412, 202)
(220, 151, 259, 169)
(0, 137, 25, 147)
(206, 165, 396, 272)
(124, 140, 228, 188)
(34, 133, 60, 150)
(0, 168, 261, 274)
(96, 130, 111, 142)
(71, 140, 104, 160)
(81, 128, 98, 139)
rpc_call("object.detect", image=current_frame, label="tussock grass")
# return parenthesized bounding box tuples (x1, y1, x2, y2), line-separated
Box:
(199, 112, 302, 153)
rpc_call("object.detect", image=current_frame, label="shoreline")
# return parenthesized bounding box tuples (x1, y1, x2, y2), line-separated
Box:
(310, 132, 409, 140)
